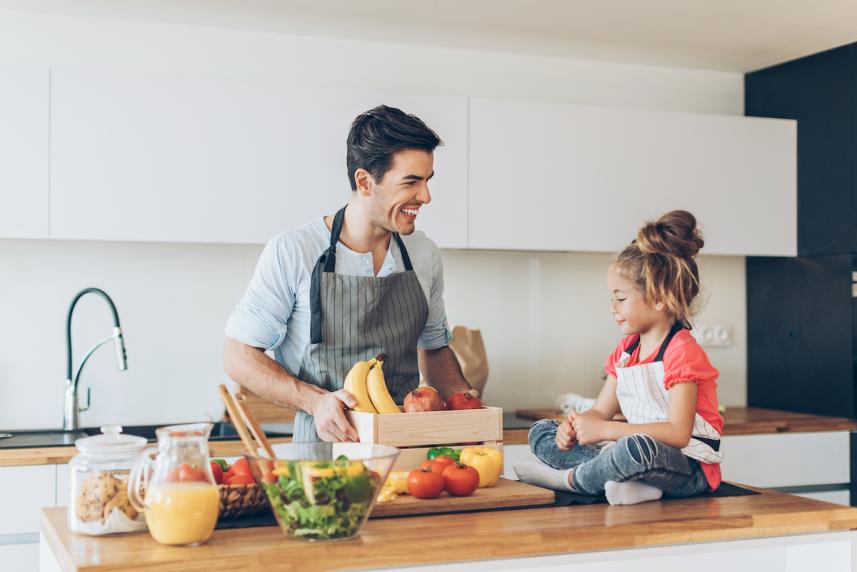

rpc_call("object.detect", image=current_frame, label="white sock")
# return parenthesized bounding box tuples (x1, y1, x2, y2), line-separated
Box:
(514, 461, 575, 492)
(604, 480, 663, 505)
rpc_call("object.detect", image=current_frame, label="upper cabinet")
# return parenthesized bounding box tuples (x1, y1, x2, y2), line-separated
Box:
(0, 64, 49, 239)
(468, 98, 797, 256)
(49, 69, 468, 248)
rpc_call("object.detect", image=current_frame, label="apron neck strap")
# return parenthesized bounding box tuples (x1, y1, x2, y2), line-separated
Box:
(623, 321, 686, 362)
(310, 205, 415, 344)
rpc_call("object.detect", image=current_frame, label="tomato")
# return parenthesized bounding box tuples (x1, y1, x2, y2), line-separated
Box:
(210, 461, 224, 485)
(226, 473, 255, 486)
(431, 455, 456, 470)
(167, 463, 208, 482)
(442, 463, 479, 497)
(407, 467, 445, 499)
(230, 457, 253, 477)
(261, 472, 277, 484)
(419, 459, 449, 474)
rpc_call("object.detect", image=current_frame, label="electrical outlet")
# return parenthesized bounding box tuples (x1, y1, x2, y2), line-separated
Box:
(691, 323, 733, 348)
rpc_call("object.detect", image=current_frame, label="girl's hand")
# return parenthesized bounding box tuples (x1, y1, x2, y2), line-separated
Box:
(555, 419, 577, 451)
(570, 412, 610, 445)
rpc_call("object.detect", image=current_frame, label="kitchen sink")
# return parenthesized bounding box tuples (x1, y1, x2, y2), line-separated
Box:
(0, 421, 293, 449)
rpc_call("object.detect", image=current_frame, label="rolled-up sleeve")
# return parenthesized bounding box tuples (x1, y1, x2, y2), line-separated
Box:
(417, 241, 453, 350)
(225, 236, 294, 351)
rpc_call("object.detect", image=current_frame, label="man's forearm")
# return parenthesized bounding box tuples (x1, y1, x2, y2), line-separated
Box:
(223, 337, 323, 413)
(417, 346, 472, 400)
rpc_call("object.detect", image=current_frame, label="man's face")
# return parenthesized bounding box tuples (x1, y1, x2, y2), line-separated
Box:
(365, 149, 434, 235)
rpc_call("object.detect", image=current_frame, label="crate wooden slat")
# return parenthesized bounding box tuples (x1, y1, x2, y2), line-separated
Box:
(347, 406, 503, 448)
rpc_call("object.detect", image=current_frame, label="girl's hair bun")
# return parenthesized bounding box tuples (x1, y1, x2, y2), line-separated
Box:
(636, 210, 704, 260)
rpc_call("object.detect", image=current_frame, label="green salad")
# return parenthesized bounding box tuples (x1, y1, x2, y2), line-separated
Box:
(262, 455, 381, 540)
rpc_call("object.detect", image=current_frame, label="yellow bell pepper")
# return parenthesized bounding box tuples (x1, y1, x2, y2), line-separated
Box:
(459, 447, 503, 488)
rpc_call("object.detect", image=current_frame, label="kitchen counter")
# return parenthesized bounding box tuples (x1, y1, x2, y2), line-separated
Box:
(3, 407, 854, 465)
(40, 488, 857, 571)
(503, 406, 857, 444)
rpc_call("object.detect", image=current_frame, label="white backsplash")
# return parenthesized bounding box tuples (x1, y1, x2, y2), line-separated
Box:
(0, 239, 745, 429)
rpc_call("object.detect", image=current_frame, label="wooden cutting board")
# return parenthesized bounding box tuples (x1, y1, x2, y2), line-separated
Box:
(370, 477, 555, 518)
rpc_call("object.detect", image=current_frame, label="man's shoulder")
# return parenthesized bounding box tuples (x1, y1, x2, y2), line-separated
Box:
(399, 229, 439, 254)
(268, 219, 327, 251)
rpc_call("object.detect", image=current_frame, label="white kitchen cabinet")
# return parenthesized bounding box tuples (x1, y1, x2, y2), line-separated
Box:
(54, 464, 70, 509)
(469, 97, 796, 256)
(50, 68, 468, 247)
(0, 63, 49, 239)
(0, 542, 38, 572)
(719, 432, 849, 488)
(0, 465, 56, 535)
(502, 443, 537, 479)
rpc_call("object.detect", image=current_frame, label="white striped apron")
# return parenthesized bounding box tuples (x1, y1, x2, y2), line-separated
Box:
(293, 205, 429, 442)
(614, 323, 723, 464)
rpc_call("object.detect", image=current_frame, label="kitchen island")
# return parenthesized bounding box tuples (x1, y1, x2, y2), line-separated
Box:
(40, 488, 857, 571)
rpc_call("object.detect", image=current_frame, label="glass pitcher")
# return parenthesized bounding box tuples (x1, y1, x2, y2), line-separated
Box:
(128, 423, 220, 546)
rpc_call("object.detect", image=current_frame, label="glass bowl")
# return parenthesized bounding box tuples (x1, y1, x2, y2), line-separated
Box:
(248, 442, 399, 541)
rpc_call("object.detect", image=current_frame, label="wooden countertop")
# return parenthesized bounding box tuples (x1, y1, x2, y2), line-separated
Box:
(41, 488, 857, 572)
(0, 438, 293, 468)
(513, 406, 857, 436)
(3, 407, 855, 465)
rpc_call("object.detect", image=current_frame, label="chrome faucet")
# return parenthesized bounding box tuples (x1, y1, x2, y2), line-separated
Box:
(63, 288, 128, 431)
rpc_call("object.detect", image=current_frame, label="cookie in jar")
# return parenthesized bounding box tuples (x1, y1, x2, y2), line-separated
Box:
(68, 425, 148, 535)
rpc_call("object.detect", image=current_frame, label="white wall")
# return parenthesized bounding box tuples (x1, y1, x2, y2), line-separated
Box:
(0, 11, 746, 429)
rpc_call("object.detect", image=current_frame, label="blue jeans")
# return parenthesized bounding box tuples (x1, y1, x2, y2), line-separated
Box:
(528, 419, 710, 497)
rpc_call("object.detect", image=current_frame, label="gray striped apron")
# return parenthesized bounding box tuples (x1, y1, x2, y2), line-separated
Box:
(614, 322, 723, 464)
(292, 205, 430, 442)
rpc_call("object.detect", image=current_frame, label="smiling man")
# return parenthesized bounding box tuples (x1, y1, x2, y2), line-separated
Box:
(224, 105, 474, 442)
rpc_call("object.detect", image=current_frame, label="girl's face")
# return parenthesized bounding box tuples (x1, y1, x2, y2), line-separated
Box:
(607, 264, 667, 336)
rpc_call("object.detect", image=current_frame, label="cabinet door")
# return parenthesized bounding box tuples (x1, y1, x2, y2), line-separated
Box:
(0, 63, 49, 238)
(719, 432, 849, 488)
(50, 69, 467, 247)
(0, 465, 55, 534)
(469, 98, 796, 256)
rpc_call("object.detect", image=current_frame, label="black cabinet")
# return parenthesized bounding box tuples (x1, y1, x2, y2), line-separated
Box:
(746, 43, 857, 420)
(746, 44, 857, 257)
(747, 255, 856, 418)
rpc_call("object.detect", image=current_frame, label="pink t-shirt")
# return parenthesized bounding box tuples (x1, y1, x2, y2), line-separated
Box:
(605, 329, 723, 490)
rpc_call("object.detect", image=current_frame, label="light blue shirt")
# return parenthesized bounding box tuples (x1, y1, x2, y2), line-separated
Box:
(225, 218, 452, 376)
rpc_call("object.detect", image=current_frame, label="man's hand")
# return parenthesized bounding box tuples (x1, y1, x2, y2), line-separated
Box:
(570, 412, 611, 445)
(555, 418, 577, 451)
(309, 389, 359, 442)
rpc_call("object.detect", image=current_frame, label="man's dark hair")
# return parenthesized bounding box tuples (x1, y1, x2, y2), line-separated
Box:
(346, 105, 442, 191)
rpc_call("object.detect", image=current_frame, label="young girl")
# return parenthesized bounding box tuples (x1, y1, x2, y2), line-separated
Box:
(515, 210, 723, 505)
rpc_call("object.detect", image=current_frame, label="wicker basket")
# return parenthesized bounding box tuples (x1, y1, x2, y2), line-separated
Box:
(218, 483, 269, 519)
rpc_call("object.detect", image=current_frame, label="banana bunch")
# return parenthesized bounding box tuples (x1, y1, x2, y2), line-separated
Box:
(343, 354, 401, 414)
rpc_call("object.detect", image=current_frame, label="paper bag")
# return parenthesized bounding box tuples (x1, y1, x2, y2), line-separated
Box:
(449, 325, 489, 395)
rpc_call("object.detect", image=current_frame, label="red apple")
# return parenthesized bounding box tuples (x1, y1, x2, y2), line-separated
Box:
(447, 392, 482, 410)
(403, 386, 447, 413)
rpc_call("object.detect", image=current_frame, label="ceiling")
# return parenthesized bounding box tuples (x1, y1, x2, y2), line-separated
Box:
(3, 0, 857, 72)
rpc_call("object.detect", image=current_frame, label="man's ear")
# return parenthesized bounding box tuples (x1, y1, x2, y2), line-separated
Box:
(353, 168, 374, 197)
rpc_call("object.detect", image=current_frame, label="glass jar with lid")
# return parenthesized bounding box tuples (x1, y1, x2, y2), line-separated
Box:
(68, 425, 149, 535)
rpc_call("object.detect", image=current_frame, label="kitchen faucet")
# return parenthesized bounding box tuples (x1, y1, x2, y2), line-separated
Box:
(63, 288, 128, 431)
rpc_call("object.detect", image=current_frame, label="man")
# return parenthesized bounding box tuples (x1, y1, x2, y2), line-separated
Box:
(224, 105, 474, 442)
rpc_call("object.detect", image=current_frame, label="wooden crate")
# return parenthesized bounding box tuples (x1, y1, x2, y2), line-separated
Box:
(346, 406, 503, 447)
(346, 406, 504, 471)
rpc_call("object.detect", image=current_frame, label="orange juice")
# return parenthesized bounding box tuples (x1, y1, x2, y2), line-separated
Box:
(145, 481, 219, 546)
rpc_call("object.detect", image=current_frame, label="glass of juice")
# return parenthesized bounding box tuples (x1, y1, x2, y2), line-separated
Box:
(128, 423, 220, 546)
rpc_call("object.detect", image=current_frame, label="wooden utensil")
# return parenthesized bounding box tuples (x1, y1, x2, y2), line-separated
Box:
(217, 385, 276, 480)
(235, 392, 277, 461)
